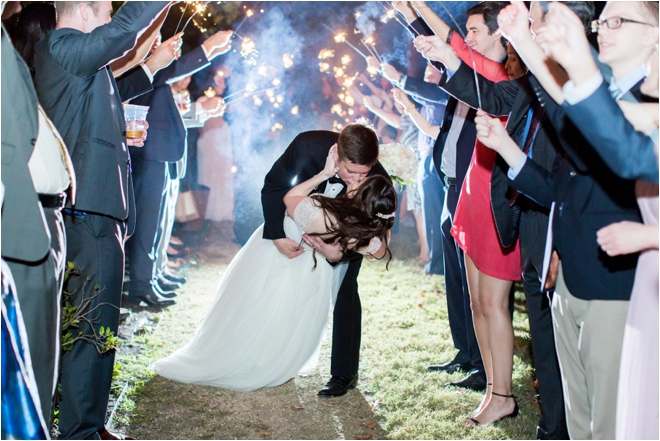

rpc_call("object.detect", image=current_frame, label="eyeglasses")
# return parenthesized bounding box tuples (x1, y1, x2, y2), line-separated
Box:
(591, 17, 656, 33)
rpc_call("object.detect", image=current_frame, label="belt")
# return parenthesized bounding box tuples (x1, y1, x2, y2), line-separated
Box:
(38, 192, 67, 210)
(444, 176, 456, 187)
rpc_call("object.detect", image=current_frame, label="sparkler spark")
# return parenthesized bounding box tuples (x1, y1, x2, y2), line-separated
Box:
(291, 105, 299, 115)
(204, 87, 217, 98)
(318, 49, 335, 60)
(257, 64, 269, 76)
(272, 79, 281, 86)
(246, 9, 254, 17)
(341, 54, 351, 65)
(319, 62, 330, 72)
(282, 54, 294, 68)
(334, 33, 346, 43)
(271, 123, 283, 132)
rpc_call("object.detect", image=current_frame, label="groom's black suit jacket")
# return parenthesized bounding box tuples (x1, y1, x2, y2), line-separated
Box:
(261, 130, 389, 243)
(261, 129, 389, 377)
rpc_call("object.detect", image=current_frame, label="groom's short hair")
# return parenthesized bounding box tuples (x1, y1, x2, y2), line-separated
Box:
(337, 121, 379, 166)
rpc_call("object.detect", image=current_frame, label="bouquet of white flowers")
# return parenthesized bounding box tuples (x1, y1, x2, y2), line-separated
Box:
(378, 142, 417, 186)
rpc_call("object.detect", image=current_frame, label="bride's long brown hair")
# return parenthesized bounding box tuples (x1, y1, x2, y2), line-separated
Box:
(308, 175, 397, 268)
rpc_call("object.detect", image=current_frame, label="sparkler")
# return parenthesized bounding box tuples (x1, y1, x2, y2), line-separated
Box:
(181, 1, 211, 33)
(204, 87, 217, 98)
(322, 24, 369, 61)
(282, 54, 294, 69)
(174, 2, 190, 35)
(224, 87, 277, 105)
(234, 1, 261, 35)
(318, 49, 335, 60)
(436, 2, 482, 109)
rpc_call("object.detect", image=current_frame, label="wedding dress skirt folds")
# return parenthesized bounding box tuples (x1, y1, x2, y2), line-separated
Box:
(153, 216, 345, 391)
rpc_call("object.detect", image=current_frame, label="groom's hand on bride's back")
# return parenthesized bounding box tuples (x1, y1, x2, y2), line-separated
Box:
(273, 238, 304, 259)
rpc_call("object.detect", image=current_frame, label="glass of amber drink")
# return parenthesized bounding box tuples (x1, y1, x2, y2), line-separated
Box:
(123, 104, 149, 139)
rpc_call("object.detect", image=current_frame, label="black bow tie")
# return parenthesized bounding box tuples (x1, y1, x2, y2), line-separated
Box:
(327, 176, 345, 185)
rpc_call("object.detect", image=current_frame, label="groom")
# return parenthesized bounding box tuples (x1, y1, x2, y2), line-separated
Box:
(262, 121, 389, 397)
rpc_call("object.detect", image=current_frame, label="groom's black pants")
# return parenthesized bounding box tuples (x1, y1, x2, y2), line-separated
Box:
(331, 257, 363, 377)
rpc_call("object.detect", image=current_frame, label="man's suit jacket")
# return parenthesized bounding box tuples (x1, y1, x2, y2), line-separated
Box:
(510, 79, 643, 301)
(1, 26, 50, 262)
(439, 65, 561, 247)
(563, 81, 658, 184)
(33, 1, 167, 223)
(261, 130, 389, 242)
(130, 46, 210, 163)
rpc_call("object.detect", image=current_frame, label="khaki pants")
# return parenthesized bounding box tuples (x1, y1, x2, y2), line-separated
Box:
(552, 264, 629, 439)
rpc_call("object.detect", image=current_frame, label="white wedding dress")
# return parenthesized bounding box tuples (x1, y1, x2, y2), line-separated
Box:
(153, 198, 350, 391)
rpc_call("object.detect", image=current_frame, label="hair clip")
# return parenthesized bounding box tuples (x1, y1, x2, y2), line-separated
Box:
(376, 212, 396, 219)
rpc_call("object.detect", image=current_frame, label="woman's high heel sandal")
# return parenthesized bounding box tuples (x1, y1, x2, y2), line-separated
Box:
(468, 391, 519, 426)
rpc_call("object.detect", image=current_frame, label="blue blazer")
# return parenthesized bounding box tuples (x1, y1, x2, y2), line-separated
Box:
(511, 79, 644, 302)
(563, 81, 658, 184)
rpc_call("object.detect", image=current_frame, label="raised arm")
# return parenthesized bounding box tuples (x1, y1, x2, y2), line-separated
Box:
(284, 145, 339, 218)
(392, 88, 440, 139)
(52, 2, 170, 78)
(497, 2, 569, 104)
(363, 95, 402, 129)
(411, 1, 452, 41)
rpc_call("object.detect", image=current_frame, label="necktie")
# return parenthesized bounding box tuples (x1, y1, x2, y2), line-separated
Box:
(510, 104, 545, 206)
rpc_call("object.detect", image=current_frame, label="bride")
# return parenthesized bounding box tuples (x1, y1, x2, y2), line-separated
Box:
(153, 147, 396, 391)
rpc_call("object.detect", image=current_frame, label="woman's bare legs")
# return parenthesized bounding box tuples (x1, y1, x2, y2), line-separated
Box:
(413, 209, 430, 263)
(465, 255, 516, 425)
(464, 254, 493, 415)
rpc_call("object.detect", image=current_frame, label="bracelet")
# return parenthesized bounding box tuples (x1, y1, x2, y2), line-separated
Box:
(405, 103, 415, 115)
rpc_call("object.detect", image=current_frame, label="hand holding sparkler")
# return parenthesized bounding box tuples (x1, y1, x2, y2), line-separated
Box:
(380, 62, 403, 84)
(391, 1, 418, 23)
(145, 32, 183, 75)
(414, 35, 460, 71)
(198, 96, 226, 117)
(534, 2, 595, 82)
(202, 30, 234, 59)
(391, 88, 413, 110)
(497, 2, 534, 45)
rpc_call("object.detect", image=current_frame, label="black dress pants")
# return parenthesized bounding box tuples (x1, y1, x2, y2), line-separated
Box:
(441, 184, 483, 371)
(125, 157, 167, 293)
(330, 257, 363, 377)
(58, 212, 125, 440)
(6, 208, 65, 426)
(519, 208, 568, 440)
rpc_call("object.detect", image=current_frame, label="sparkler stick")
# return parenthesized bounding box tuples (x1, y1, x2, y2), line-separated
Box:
(181, 1, 211, 33)
(234, 1, 261, 35)
(361, 39, 379, 61)
(322, 24, 369, 61)
(222, 79, 269, 101)
(370, 41, 384, 64)
(436, 2, 482, 110)
(174, 2, 189, 35)
(224, 87, 275, 105)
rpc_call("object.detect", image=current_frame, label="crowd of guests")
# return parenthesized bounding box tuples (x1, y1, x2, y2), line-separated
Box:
(355, 1, 657, 439)
(1, 1, 658, 440)
(1, 1, 233, 439)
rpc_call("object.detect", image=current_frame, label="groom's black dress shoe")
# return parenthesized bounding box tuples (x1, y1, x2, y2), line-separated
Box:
(318, 375, 358, 397)
(428, 359, 472, 374)
(125, 289, 176, 308)
(444, 369, 487, 392)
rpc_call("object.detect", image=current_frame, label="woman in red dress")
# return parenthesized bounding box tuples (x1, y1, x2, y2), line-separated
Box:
(447, 35, 527, 425)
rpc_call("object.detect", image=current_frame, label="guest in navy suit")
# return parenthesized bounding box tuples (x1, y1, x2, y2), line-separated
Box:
(125, 29, 232, 308)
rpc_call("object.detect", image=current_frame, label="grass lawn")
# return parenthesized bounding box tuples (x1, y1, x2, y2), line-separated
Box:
(108, 224, 539, 439)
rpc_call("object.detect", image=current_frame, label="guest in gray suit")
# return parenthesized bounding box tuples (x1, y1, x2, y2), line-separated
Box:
(33, 2, 169, 439)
